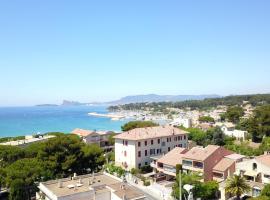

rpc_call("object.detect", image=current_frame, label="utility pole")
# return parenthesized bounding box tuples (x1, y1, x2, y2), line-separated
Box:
(179, 170, 182, 200)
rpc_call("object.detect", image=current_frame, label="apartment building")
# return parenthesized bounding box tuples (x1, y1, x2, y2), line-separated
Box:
(114, 126, 188, 170)
(181, 145, 233, 181)
(36, 173, 145, 200)
(152, 147, 188, 179)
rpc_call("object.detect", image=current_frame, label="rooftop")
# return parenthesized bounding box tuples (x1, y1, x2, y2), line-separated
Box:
(72, 129, 96, 137)
(157, 147, 188, 166)
(256, 154, 270, 167)
(40, 173, 145, 200)
(182, 145, 220, 161)
(224, 153, 246, 161)
(114, 126, 188, 141)
(213, 158, 235, 172)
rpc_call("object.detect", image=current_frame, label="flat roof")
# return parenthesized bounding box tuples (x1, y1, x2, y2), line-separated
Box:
(40, 173, 144, 200)
(114, 126, 188, 141)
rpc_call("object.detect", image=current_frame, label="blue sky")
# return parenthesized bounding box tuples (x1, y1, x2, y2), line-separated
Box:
(0, 0, 269, 106)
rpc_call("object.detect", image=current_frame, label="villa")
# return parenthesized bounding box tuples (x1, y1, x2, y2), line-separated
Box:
(72, 128, 117, 150)
(114, 126, 188, 170)
(181, 145, 233, 181)
(235, 152, 270, 197)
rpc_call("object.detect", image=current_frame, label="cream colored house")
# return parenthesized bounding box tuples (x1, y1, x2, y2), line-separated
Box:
(236, 153, 270, 197)
(114, 126, 188, 170)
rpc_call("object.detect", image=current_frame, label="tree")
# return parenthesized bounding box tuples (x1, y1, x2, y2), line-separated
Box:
(225, 106, 244, 123)
(260, 184, 270, 198)
(121, 121, 158, 131)
(248, 105, 270, 142)
(187, 128, 208, 146)
(8, 179, 28, 200)
(225, 175, 250, 200)
(199, 116, 215, 123)
(208, 127, 226, 146)
(108, 132, 117, 145)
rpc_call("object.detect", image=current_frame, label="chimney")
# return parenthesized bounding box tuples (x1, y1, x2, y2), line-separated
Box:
(58, 180, 63, 188)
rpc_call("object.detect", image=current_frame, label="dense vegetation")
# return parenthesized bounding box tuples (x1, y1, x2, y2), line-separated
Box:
(121, 120, 158, 131)
(172, 172, 219, 200)
(198, 116, 215, 123)
(0, 134, 105, 200)
(109, 94, 270, 111)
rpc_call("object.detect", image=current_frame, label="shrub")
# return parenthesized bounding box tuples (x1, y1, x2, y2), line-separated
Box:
(143, 180, 150, 186)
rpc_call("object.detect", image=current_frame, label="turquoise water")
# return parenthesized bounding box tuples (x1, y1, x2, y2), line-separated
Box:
(0, 106, 127, 137)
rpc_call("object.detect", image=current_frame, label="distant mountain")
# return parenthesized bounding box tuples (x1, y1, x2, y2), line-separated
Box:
(36, 104, 59, 107)
(107, 94, 220, 105)
(61, 100, 85, 106)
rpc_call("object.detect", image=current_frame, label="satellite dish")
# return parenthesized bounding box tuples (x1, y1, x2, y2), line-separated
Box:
(183, 184, 194, 193)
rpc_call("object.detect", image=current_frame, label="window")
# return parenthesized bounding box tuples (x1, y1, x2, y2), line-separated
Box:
(138, 141, 141, 147)
(150, 149, 155, 155)
(182, 160, 192, 166)
(145, 162, 148, 165)
(156, 149, 159, 154)
(183, 135, 186, 140)
(145, 141, 147, 146)
(162, 142, 165, 146)
(138, 151, 141, 157)
(253, 163, 257, 170)
(138, 163, 141, 168)
(193, 161, 203, 168)
(145, 150, 148, 156)
(125, 141, 128, 146)
(178, 136, 180, 140)
(124, 151, 127, 157)
(122, 140, 124, 145)
(180, 144, 182, 147)
(168, 147, 170, 151)
(167, 138, 169, 142)
(158, 139, 160, 144)
(151, 140, 154, 145)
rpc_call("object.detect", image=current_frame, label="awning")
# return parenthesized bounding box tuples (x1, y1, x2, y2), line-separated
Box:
(244, 170, 259, 177)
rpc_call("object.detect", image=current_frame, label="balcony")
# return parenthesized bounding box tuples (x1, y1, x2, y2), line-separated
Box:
(182, 160, 204, 172)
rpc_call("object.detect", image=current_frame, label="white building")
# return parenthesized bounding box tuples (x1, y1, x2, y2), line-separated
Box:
(216, 123, 248, 140)
(37, 173, 145, 200)
(114, 126, 188, 170)
(235, 153, 270, 197)
(170, 118, 192, 128)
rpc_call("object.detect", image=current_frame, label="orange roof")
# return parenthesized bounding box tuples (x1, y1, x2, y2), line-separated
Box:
(114, 126, 188, 141)
(182, 145, 220, 161)
(213, 158, 235, 172)
(256, 154, 270, 167)
(157, 147, 188, 166)
(72, 128, 96, 137)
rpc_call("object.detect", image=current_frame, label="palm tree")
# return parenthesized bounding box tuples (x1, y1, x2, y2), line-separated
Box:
(225, 175, 251, 200)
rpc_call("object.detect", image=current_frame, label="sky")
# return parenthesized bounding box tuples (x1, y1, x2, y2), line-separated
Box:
(0, 0, 270, 106)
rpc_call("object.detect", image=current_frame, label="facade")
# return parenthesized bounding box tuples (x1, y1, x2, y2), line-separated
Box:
(72, 129, 117, 149)
(170, 118, 192, 128)
(216, 123, 248, 140)
(152, 147, 188, 179)
(181, 145, 233, 181)
(236, 153, 270, 197)
(37, 173, 145, 200)
(114, 126, 188, 170)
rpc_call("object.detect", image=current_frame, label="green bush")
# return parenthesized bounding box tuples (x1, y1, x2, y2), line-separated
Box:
(139, 165, 153, 174)
(143, 180, 150, 186)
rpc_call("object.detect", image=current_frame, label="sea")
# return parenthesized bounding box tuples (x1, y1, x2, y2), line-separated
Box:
(0, 106, 128, 138)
